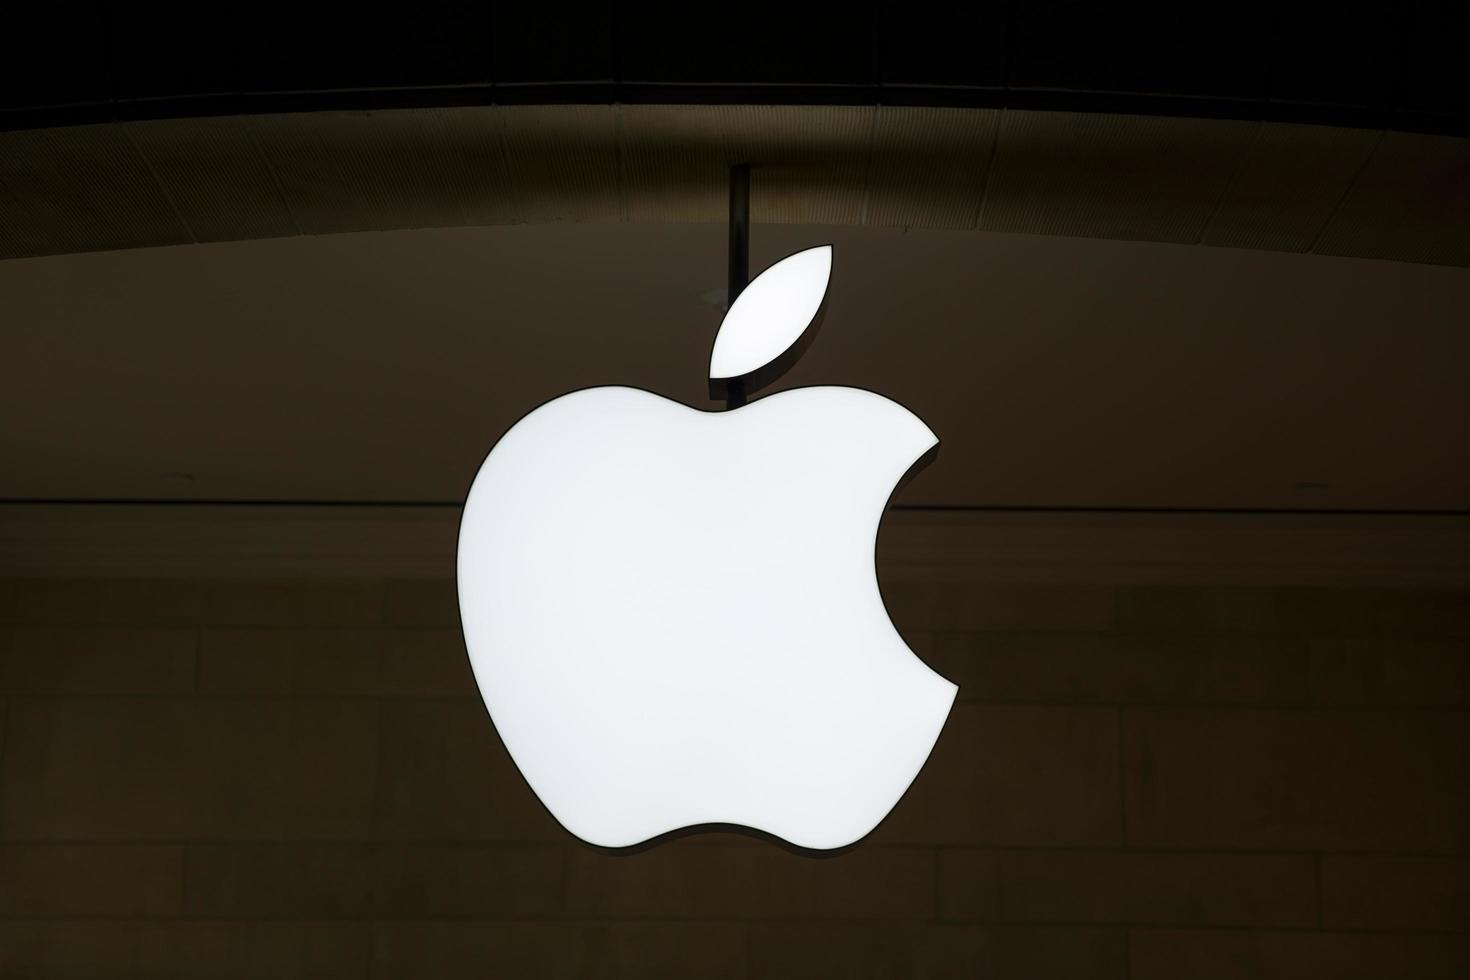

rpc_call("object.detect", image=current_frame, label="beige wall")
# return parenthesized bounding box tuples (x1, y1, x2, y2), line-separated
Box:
(1, 514, 1468, 977)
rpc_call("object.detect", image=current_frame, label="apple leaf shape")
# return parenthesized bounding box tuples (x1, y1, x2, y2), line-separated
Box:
(709, 244, 832, 382)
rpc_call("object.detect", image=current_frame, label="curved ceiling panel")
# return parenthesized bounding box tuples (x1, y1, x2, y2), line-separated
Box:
(2, 105, 1468, 268)
(3, 222, 1467, 510)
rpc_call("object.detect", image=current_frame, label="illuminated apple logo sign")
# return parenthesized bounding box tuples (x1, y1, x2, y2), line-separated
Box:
(458, 246, 957, 851)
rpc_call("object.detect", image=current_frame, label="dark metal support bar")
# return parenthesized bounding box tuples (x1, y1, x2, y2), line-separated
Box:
(725, 163, 751, 410)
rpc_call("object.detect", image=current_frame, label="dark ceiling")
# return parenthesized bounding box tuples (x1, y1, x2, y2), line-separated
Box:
(2, 4, 1466, 514)
(4, 2, 1468, 136)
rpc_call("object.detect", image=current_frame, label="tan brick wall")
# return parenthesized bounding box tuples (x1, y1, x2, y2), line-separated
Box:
(0, 577, 1467, 978)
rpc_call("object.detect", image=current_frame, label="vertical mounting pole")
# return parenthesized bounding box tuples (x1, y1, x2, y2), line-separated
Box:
(725, 164, 751, 410)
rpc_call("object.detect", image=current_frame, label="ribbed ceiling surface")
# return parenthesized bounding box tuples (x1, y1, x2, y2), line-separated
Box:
(3, 105, 1469, 267)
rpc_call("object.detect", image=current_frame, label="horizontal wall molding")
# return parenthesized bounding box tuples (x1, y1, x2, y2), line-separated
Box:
(3, 504, 1467, 587)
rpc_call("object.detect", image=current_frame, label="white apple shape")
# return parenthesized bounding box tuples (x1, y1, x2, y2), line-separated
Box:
(457, 246, 957, 850)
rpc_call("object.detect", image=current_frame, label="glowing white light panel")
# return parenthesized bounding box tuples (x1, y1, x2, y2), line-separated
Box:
(457, 244, 955, 850)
